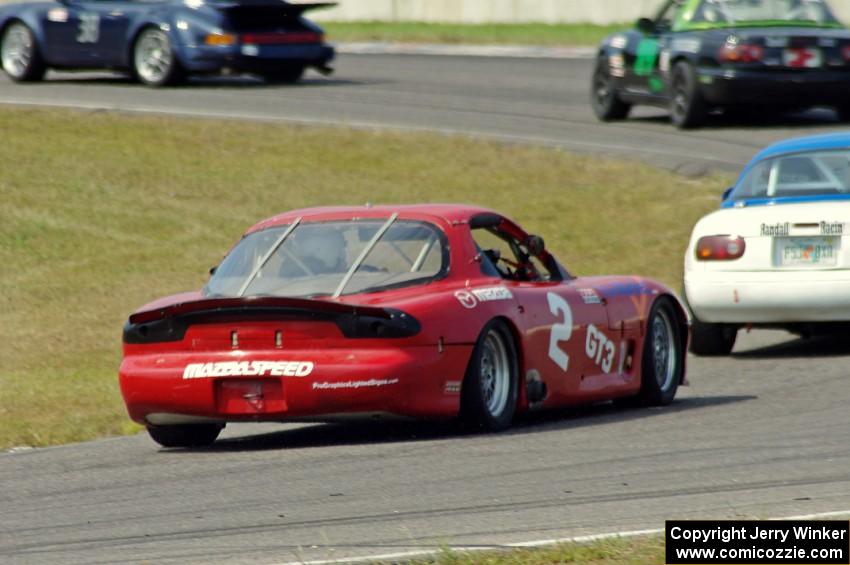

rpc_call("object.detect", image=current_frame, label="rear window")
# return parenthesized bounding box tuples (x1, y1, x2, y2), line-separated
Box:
(205, 219, 448, 299)
(730, 149, 850, 201)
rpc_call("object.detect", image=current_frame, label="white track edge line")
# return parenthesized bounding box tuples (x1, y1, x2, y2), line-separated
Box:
(270, 509, 850, 565)
(0, 97, 740, 168)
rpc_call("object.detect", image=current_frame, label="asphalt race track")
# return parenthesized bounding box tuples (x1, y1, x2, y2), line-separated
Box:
(0, 54, 848, 173)
(3, 55, 850, 564)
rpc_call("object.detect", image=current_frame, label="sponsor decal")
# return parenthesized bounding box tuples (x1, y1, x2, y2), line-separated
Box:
(609, 53, 626, 78)
(586, 324, 616, 374)
(671, 38, 701, 54)
(312, 378, 398, 390)
(761, 222, 790, 237)
(579, 288, 602, 305)
(183, 361, 313, 379)
(47, 8, 69, 22)
(610, 35, 627, 50)
(766, 36, 789, 48)
(454, 290, 478, 309)
(659, 49, 671, 73)
(444, 381, 461, 394)
(454, 287, 513, 309)
(821, 221, 844, 235)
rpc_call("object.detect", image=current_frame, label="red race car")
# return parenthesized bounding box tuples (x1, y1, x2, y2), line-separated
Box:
(120, 205, 689, 447)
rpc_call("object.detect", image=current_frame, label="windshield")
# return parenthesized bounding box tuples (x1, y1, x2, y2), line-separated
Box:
(204, 219, 448, 298)
(730, 149, 850, 202)
(690, 0, 840, 26)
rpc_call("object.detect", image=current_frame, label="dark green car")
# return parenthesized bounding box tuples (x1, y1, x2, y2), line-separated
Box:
(592, 0, 850, 128)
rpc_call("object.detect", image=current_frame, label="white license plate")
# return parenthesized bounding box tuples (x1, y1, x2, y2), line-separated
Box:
(783, 47, 822, 68)
(775, 237, 839, 267)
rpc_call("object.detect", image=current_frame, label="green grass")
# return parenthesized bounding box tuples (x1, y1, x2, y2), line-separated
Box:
(322, 22, 627, 47)
(0, 107, 729, 449)
(405, 535, 665, 564)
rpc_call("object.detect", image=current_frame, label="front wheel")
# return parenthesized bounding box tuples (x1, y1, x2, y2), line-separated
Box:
(669, 61, 707, 129)
(638, 298, 684, 406)
(591, 57, 631, 121)
(0, 22, 46, 82)
(146, 423, 223, 448)
(132, 27, 184, 87)
(461, 320, 519, 432)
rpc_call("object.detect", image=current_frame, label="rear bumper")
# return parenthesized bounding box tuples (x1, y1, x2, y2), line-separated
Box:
(685, 272, 850, 323)
(698, 67, 850, 106)
(119, 345, 471, 425)
(176, 43, 335, 73)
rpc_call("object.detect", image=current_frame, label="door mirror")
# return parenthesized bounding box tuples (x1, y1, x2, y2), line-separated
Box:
(721, 187, 734, 201)
(636, 17, 656, 34)
(209, 265, 218, 276)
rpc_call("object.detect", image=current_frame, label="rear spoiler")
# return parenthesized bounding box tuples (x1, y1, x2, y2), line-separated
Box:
(286, 2, 337, 14)
(124, 296, 419, 344)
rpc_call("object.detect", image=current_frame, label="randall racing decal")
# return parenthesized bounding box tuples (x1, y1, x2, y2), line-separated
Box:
(183, 361, 314, 379)
(761, 222, 790, 237)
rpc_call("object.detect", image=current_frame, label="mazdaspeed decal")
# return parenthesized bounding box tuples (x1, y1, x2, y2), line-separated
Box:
(183, 361, 314, 379)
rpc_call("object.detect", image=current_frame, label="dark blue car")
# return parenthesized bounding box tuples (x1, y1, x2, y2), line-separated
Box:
(0, 0, 335, 86)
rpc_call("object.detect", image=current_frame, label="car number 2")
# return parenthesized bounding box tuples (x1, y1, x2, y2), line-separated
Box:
(547, 292, 573, 371)
(77, 13, 100, 44)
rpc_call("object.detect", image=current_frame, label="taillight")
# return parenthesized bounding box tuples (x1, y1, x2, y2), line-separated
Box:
(842, 45, 850, 61)
(718, 43, 764, 63)
(696, 235, 746, 261)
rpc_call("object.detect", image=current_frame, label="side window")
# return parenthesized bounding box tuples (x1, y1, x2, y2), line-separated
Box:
(655, 0, 683, 30)
(472, 227, 550, 282)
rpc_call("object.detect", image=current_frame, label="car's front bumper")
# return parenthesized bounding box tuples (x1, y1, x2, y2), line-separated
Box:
(685, 271, 850, 323)
(119, 345, 471, 425)
(698, 67, 850, 106)
(176, 43, 335, 74)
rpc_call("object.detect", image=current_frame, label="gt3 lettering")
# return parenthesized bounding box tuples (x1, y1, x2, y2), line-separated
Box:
(585, 324, 615, 373)
(76, 13, 100, 44)
(546, 292, 573, 371)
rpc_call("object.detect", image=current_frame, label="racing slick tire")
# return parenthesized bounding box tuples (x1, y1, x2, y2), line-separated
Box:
(461, 319, 519, 432)
(146, 423, 224, 448)
(689, 317, 737, 356)
(591, 57, 631, 121)
(638, 298, 684, 406)
(0, 22, 46, 82)
(669, 61, 707, 129)
(262, 66, 306, 84)
(132, 27, 185, 87)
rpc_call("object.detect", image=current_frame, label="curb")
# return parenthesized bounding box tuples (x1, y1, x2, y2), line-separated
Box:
(336, 42, 596, 59)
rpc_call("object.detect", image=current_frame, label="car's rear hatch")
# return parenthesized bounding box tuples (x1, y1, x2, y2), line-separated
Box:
(694, 202, 850, 273)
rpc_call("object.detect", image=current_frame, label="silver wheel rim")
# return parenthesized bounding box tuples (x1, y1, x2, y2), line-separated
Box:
(651, 308, 677, 392)
(480, 330, 511, 417)
(1, 24, 33, 78)
(134, 29, 172, 84)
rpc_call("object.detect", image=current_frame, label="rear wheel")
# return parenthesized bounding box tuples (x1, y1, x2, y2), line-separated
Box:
(591, 57, 631, 121)
(690, 317, 737, 356)
(0, 22, 46, 82)
(461, 320, 519, 432)
(146, 423, 223, 448)
(132, 27, 184, 87)
(669, 61, 707, 129)
(638, 298, 684, 406)
(262, 66, 306, 84)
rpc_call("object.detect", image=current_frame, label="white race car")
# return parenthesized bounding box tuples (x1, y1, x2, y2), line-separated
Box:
(684, 133, 850, 355)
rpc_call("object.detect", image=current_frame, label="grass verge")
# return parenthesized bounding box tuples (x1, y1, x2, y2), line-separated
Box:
(0, 107, 729, 449)
(404, 535, 665, 564)
(322, 22, 626, 47)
